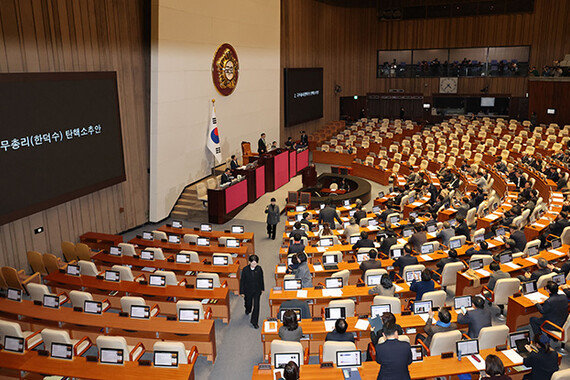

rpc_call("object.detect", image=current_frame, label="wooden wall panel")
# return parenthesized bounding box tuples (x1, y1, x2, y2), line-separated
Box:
(0, 0, 149, 270)
(528, 79, 570, 126)
(280, 0, 570, 139)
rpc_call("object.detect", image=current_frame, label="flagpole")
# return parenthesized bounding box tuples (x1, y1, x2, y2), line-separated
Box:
(211, 98, 216, 177)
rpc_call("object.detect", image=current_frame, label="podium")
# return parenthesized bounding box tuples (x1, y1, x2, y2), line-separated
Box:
(207, 179, 249, 224)
(235, 162, 266, 203)
(258, 149, 290, 192)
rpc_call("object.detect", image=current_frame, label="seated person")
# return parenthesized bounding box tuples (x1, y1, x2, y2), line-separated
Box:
(290, 222, 308, 239)
(230, 154, 239, 170)
(278, 310, 303, 342)
(549, 249, 570, 278)
(502, 202, 522, 226)
(509, 224, 527, 252)
(454, 216, 470, 241)
(518, 257, 551, 283)
(465, 241, 492, 257)
(277, 361, 299, 380)
(530, 281, 569, 335)
(284, 136, 295, 150)
(410, 269, 435, 301)
(353, 204, 367, 225)
(318, 222, 334, 237)
(523, 333, 559, 380)
(370, 312, 404, 346)
(379, 200, 395, 223)
(279, 299, 311, 320)
(487, 261, 510, 291)
(359, 248, 382, 280)
(393, 244, 418, 277)
(492, 239, 520, 262)
(378, 228, 397, 256)
(481, 354, 512, 380)
(369, 274, 396, 296)
(287, 234, 305, 254)
(299, 212, 313, 231)
(415, 308, 457, 349)
(325, 318, 355, 342)
(436, 248, 459, 273)
(220, 168, 233, 185)
(436, 221, 455, 247)
(408, 224, 427, 253)
(285, 254, 300, 275)
(457, 296, 492, 338)
(343, 218, 360, 239)
(352, 231, 375, 250)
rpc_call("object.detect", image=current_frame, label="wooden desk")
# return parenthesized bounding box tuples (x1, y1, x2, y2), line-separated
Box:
(252, 348, 525, 380)
(91, 252, 241, 294)
(44, 272, 231, 323)
(0, 350, 195, 380)
(157, 225, 255, 251)
(0, 298, 217, 362)
(80, 232, 123, 251)
(207, 178, 249, 224)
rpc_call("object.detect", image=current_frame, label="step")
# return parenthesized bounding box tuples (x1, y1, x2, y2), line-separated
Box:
(171, 210, 187, 217)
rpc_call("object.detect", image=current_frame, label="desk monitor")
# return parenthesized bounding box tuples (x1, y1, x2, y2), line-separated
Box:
(274, 353, 300, 369)
(456, 339, 479, 356)
(212, 255, 229, 266)
(551, 239, 562, 250)
(522, 280, 538, 295)
(410, 212, 418, 219)
(100, 348, 124, 365)
(320, 238, 334, 247)
(109, 246, 122, 256)
(7, 288, 22, 302)
(373, 206, 381, 214)
(200, 223, 212, 232)
(4, 336, 24, 353)
(496, 227, 506, 237)
(176, 253, 191, 263)
(470, 259, 484, 270)
(104, 270, 120, 282)
(231, 225, 244, 234)
(378, 191, 385, 198)
(527, 246, 539, 257)
(411, 345, 423, 362)
(369, 219, 379, 227)
(320, 204, 325, 210)
(66, 264, 80, 276)
(509, 330, 531, 350)
(421, 243, 434, 254)
(295, 205, 306, 212)
(406, 270, 422, 283)
(323, 254, 338, 264)
(344, 200, 351, 207)
(140, 250, 154, 260)
(336, 350, 362, 368)
(296, 214, 304, 221)
(552, 273, 565, 285)
(448, 219, 457, 227)
(226, 238, 240, 248)
(149, 274, 166, 287)
(325, 277, 343, 289)
(412, 300, 432, 315)
(130, 305, 150, 319)
(366, 274, 382, 286)
(408, 196, 415, 204)
(454, 296, 472, 310)
(197, 237, 210, 246)
(196, 278, 214, 290)
(142, 231, 153, 240)
(390, 248, 402, 259)
(178, 308, 200, 322)
(84, 300, 102, 315)
(402, 227, 413, 238)
(153, 351, 178, 368)
(389, 215, 400, 224)
(349, 235, 360, 245)
(51, 342, 73, 360)
(325, 306, 346, 320)
(172, 220, 183, 229)
(284, 279, 302, 291)
(499, 253, 512, 264)
(426, 223, 437, 233)
(473, 234, 484, 244)
(449, 239, 462, 249)
(370, 304, 391, 318)
(43, 294, 59, 309)
(279, 308, 301, 322)
(356, 253, 368, 262)
(349, 210, 356, 217)
(168, 235, 180, 244)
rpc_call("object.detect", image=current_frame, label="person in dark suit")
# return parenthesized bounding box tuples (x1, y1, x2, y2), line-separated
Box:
(288, 233, 305, 254)
(523, 333, 559, 380)
(455, 197, 471, 220)
(284, 137, 295, 150)
(290, 222, 308, 240)
(454, 216, 470, 241)
(318, 202, 342, 227)
(375, 323, 412, 380)
(393, 244, 418, 277)
(417, 308, 457, 348)
(265, 197, 280, 239)
(359, 249, 382, 280)
(410, 269, 435, 301)
(408, 224, 427, 253)
(299, 130, 308, 147)
(457, 296, 492, 338)
(258, 133, 267, 154)
(530, 281, 569, 335)
(548, 211, 570, 238)
(299, 212, 313, 231)
(513, 171, 526, 190)
(465, 241, 492, 257)
(239, 254, 264, 328)
(379, 200, 396, 223)
(353, 204, 367, 225)
(325, 318, 355, 342)
(279, 299, 311, 320)
(220, 168, 233, 185)
(369, 312, 404, 346)
(519, 258, 551, 283)
(352, 231, 375, 250)
(436, 248, 459, 273)
(230, 154, 239, 170)
(378, 229, 397, 256)
(509, 225, 527, 252)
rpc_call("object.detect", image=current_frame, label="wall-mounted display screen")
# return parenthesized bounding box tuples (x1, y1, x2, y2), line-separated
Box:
(284, 68, 323, 127)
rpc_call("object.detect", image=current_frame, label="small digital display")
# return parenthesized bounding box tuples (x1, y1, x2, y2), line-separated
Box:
(172, 221, 183, 228)
(104, 270, 120, 282)
(325, 306, 346, 320)
(168, 235, 180, 244)
(176, 253, 190, 263)
(470, 259, 484, 270)
(51, 342, 73, 360)
(100, 348, 124, 365)
(197, 237, 209, 246)
(454, 296, 472, 310)
(390, 215, 400, 224)
(142, 232, 153, 240)
(413, 300, 432, 315)
(366, 275, 382, 286)
(279, 308, 301, 322)
(7, 288, 22, 302)
(320, 238, 334, 247)
(149, 274, 166, 287)
(527, 246, 539, 256)
(370, 304, 391, 318)
(43, 294, 60, 309)
(421, 244, 434, 254)
(284, 279, 302, 290)
(130, 305, 150, 319)
(349, 235, 360, 245)
(456, 339, 479, 356)
(212, 255, 229, 266)
(274, 353, 300, 369)
(140, 250, 154, 260)
(226, 239, 240, 248)
(356, 253, 368, 262)
(178, 308, 200, 322)
(391, 248, 402, 258)
(200, 223, 212, 232)
(523, 280, 537, 295)
(109, 246, 122, 256)
(449, 239, 461, 249)
(323, 255, 338, 264)
(336, 350, 361, 367)
(325, 277, 343, 289)
(231, 225, 244, 233)
(295, 205, 306, 212)
(402, 228, 413, 238)
(500, 253, 512, 264)
(66, 264, 80, 276)
(4, 336, 24, 353)
(153, 351, 178, 367)
(84, 300, 102, 315)
(411, 345, 423, 362)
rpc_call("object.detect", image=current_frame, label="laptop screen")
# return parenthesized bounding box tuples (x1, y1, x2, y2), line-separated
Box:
(178, 308, 200, 322)
(284, 279, 302, 290)
(320, 238, 334, 247)
(473, 234, 484, 244)
(279, 309, 301, 322)
(369, 219, 379, 227)
(274, 353, 300, 369)
(390, 215, 400, 224)
(325, 306, 346, 320)
(104, 270, 120, 282)
(391, 248, 402, 258)
(172, 221, 183, 228)
(523, 280, 538, 295)
(373, 206, 381, 214)
(356, 253, 368, 262)
(370, 304, 391, 318)
(454, 296, 472, 310)
(413, 300, 432, 315)
(142, 231, 153, 240)
(4, 336, 24, 353)
(449, 239, 462, 249)
(349, 210, 356, 217)
(552, 273, 565, 285)
(323, 255, 338, 264)
(100, 348, 124, 365)
(65, 265, 80, 278)
(402, 228, 413, 238)
(344, 200, 351, 206)
(496, 227, 506, 237)
(51, 342, 73, 360)
(527, 246, 539, 256)
(509, 330, 530, 350)
(176, 253, 191, 263)
(551, 239, 562, 250)
(226, 239, 240, 248)
(130, 305, 150, 319)
(426, 224, 437, 233)
(411, 345, 423, 362)
(7, 288, 22, 302)
(325, 277, 343, 289)
(500, 253, 513, 264)
(448, 219, 457, 227)
(84, 300, 102, 315)
(336, 350, 361, 367)
(43, 294, 59, 309)
(196, 278, 214, 289)
(149, 274, 166, 287)
(296, 205, 306, 212)
(349, 235, 360, 245)
(213, 255, 229, 266)
(421, 244, 434, 254)
(140, 250, 154, 260)
(366, 274, 382, 286)
(231, 225, 244, 234)
(378, 191, 385, 198)
(109, 246, 122, 256)
(153, 351, 179, 367)
(456, 339, 479, 356)
(168, 235, 180, 244)
(200, 223, 212, 232)
(470, 259, 483, 270)
(406, 270, 422, 283)
(197, 237, 209, 246)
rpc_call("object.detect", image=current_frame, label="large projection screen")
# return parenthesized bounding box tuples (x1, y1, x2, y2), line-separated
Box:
(284, 68, 323, 127)
(0, 72, 125, 225)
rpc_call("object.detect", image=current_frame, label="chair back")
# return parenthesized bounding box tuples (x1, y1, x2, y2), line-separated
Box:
(27, 251, 47, 275)
(429, 330, 462, 356)
(359, 217, 371, 227)
(61, 241, 77, 262)
(75, 243, 92, 262)
(552, 369, 570, 380)
(523, 239, 541, 256)
(270, 340, 305, 366)
(0, 270, 7, 289)
(331, 270, 350, 286)
(373, 296, 401, 314)
(118, 243, 136, 257)
(2, 267, 23, 290)
(153, 341, 188, 364)
(152, 231, 168, 241)
(146, 247, 165, 260)
(78, 260, 99, 277)
(493, 278, 521, 305)
(561, 226, 570, 245)
(364, 269, 388, 286)
(179, 250, 200, 263)
(154, 270, 178, 286)
(43, 254, 61, 274)
(69, 290, 93, 309)
(96, 336, 130, 361)
(478, 325, 509, 349)
(183, 234, 199, 244)
(176, 300, 205, 320)
(421, 290, 447, 309)
(441, 262, 465, 287)
(537, 272, 557, 289)
(288, 192, 299, 204)
(120, 296, 146, 313)
(470, 255, 493, 267)
(26, 283, 50, 302)
(299, 192, 311, 205)
(403, 264, 425, 281)
(328, 299, 355, 317)
(322, 341, 357, 363)
(111, 265, 134, 282)
(41, 328, 72, 353)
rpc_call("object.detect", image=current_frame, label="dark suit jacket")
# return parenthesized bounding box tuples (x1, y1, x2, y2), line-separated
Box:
(230, 159, 239, 170)
(288, 243, 305, 254)
(550, 219, 570, 237)
(523, 349, 559, 380)
(352, 238, 375, 251)
(379, 236, 397, 256)
(239, 265, 264, 296)
(537, 294, 569, 327)
(360, 259, 382, 280)
(258, 138, 267, 154)
(510, 230, 527, 252)
(436, 257, 460, 273)
(325, 330, 355, 342)
(354, 210, 367, 224)
(529, 268, 551, 282)
(221, 173, 231, 185)
(375, 339, 412, 380)
(456, 204, 470, 219)
(457, 308, 492, 338)
(290, 229, 308, 239)
(318, 206, 342, 227)
(408, 231, 427, 252)
(300, 218, 313, 230)
(393, 255, 418, 276)
(410, 279, 435, 300)
(454, 221, 470, 241)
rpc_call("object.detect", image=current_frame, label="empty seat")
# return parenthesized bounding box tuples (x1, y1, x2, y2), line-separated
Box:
(478, 325, 509, 349)
(118, 243, 136, 257)
(270, 340, 307, 365)
(328, 299, 355, 317)
(96, 336, 145, 362)
(0, 320, 43, 350)
(40, 328, 92, 356)
(78, 260, 99, 277)
(183, 234, 199, 244)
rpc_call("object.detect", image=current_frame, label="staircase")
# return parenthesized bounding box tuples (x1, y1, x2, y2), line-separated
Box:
(171, 185, 208, 221)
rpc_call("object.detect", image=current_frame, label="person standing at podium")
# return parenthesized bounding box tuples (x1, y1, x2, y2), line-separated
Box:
(258, 133, 267, 154)
(230, 154, 239, 170)
(265, 197, 280, 239)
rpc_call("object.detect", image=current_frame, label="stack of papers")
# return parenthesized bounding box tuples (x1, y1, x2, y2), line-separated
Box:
(324, 320, 336, 332)
(264, 321, 278, 333)
(476, 269, 491, 277)
(397, 238, 407, 245)
(394, 284, 403, 292)
(368, 225, 379, 231)
(486, 214, 500, 220)
(337, 230, 344, 235)
(467, 354, 485, 370)
(525, 292, 548, 304)
(417, 314, 436, 324)
(322, 289, 343, 297)
(316, 247, 327, 253)
(411, 202, 423, 207)
(548, 249, 566, 256)
(526, 257, 538, 264)
(504, 262, 521, 270)
(313, 264, 324, 272)
(201, 299, 210, 304)
(420, 254, 432, 261)
(501, 349, 524, 364)
(354, 319, 370, 331)
(276, 266, 287, 273)
(296, 290, 308, 298)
